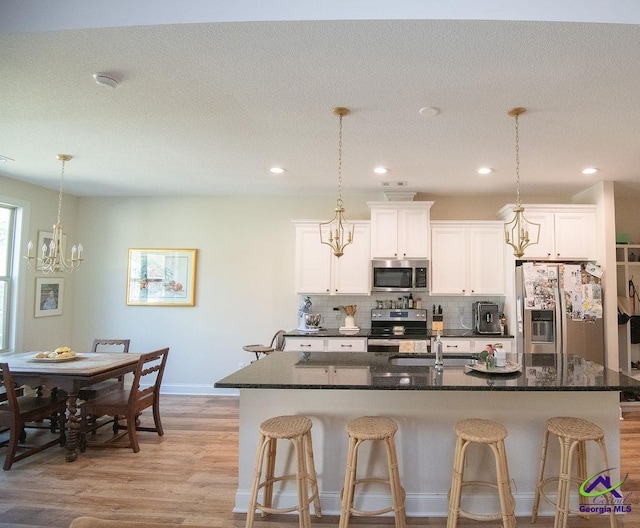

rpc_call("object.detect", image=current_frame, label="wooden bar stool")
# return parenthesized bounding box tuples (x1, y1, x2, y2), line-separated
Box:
(339, 416, 406, 528)
(245, 415, 321, 528)
(447, 418, 516, 528)
(531, 416, 618, 528)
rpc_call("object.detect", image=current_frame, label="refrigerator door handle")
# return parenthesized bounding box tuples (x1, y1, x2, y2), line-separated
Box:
(557, 286, 566, 359)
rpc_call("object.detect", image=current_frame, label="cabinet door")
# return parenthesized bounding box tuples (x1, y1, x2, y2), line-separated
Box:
(370, 208, 399, 258)
(283, 337, 325, 352)
(295, 224, 331, 293)
(430, 226, 467, 294)
(519, 211, 554, 259)
(468, 226, 505, 295)
(399, 208, 430, 259)
(438, 339, 473, 354)
(325, 338, 367, 352)
(332, 224, 371, 294)
(554, 211, 596, 259)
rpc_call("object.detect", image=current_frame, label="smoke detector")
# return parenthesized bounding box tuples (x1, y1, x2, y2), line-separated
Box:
(93, 73, 118, 89)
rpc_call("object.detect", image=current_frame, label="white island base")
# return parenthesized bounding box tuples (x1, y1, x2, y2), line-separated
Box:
(234, 389, 621, 519)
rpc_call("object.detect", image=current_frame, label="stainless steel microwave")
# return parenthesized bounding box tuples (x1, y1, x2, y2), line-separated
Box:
(371, 259, 429, 292)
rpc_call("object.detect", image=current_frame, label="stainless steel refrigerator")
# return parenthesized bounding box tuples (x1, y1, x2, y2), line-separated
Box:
(516, 261, 604, 367)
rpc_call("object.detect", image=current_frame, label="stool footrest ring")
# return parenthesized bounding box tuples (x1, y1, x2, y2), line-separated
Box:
(454, 480, 514, 522)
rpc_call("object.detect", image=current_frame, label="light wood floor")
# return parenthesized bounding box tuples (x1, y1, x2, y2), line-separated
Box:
(1, 395, 639, 527)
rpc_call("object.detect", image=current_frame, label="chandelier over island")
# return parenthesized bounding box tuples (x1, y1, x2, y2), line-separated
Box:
(26, 154, 84, 274)
(503, 107, 540, 258)
(319, 107, 354, 258)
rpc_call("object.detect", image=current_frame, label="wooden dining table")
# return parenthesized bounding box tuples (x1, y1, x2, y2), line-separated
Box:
(5, 351, 141, 462)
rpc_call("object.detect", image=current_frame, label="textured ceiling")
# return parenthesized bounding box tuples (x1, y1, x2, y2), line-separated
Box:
(1, 3, 640, 198)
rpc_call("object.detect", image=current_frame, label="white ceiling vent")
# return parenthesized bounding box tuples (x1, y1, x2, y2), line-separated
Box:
(383, 191, 417, 201)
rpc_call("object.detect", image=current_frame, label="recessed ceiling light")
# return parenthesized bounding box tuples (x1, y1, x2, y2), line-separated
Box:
(419, 106, 440, 117)
(582, 167, 600, 175)
(269, 167, 286, 174)
(374, 167, 389, 174)
(477, 167, 494, 175)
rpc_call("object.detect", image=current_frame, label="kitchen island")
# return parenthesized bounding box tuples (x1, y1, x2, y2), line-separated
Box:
(215, 352, 640, 519)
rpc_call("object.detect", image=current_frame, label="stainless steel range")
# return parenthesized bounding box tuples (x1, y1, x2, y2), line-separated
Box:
(367, 308, 430, 353)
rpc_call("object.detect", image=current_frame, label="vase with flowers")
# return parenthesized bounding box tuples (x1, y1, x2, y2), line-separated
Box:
(478, 344, 496, 369)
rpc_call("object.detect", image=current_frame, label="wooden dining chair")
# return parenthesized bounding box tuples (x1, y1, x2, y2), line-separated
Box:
(0, 363, 67, 470)
(79, 347, 169, 453)
(78, 339, 131, 435)
(78, 339, 131, 401)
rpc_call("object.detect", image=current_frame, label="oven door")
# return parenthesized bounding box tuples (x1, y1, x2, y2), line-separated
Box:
(367, 339, 429, 354)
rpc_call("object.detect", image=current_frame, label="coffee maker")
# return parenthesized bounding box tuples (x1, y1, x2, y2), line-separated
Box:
(473, 302, 501, 335)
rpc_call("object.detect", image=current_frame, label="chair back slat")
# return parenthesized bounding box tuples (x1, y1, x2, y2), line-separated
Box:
(128, 348, 169, 407)
(92, 339, 130, 353)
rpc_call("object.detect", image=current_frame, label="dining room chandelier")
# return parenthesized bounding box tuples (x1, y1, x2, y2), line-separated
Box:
(319, 107, 354, 258)
(503, 107, 540, 258)
(25, 154, 84, 273)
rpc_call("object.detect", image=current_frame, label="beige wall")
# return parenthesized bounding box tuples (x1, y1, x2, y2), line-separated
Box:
(614, 183, 640, 244)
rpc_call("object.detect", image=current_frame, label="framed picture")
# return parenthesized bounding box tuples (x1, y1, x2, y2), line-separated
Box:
(126, 248, 197, 306)
(36, 230, 66, 270)
(35, 277, 64, 317)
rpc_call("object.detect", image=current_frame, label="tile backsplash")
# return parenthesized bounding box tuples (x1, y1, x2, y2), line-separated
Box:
(300, 294, 505, 331)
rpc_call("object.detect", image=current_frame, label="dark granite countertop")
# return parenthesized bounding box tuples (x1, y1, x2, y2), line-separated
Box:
(284, 328, 514, 339)
(215, 351, 640, 392)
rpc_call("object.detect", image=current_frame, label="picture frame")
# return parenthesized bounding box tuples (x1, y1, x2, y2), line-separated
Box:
(35, 277, 64, 317)
(126, 248, 197, 306)
(36, 230, 66, 271)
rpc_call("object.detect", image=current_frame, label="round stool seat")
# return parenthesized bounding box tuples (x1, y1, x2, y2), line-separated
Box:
(259, 415, 312, 439)
(546, 416, 604, 441)
(243, 344, 274, 354)
(455, 418, 507, 444)
(347, 416, 398, 440)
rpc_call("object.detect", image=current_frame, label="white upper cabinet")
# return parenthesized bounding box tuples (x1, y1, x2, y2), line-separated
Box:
(430, 221, 505, 295)
(499, 204, 597, 260)
(368, 201, 433, 259)
(294, 221, 371, 295)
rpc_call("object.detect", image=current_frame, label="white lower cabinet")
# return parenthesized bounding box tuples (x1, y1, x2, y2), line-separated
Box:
(294, 221, 371, 295)
(293, 366, 371, 385)
(435, 338, 473, 354)
(473, 338, 512, 353)
(284, 336, 367, 352)
(431, 337, 514, 354)
(430, 222, 505, 295)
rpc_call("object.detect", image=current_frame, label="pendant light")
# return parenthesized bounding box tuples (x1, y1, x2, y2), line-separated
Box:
(25, 154, 84, 273)
(503, 107, 540, 258)
(319, 107, 354, 258)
